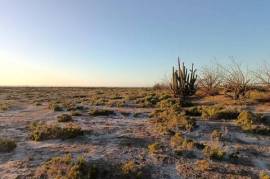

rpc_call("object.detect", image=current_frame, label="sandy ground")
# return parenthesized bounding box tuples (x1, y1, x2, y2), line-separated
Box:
(0, 88, 269, 179)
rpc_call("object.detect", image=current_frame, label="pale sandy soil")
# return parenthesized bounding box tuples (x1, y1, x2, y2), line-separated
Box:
(0, 88, 269, 179)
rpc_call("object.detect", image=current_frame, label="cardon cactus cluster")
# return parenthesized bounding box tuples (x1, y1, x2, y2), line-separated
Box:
(170, 57, 198, 104)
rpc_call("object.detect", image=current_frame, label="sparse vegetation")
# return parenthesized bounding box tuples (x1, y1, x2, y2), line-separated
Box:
(57, 114, 73, 122)
(195, 160, 211, 172)
(0, 138, 16, 153)
(35, 154, 97, 179)
(211, 130, 223, 141)
(148, 143, 160, 155)
(203, 145, 226, 160)
(89, 108, 115, 116)
(30, 122, 83, 141)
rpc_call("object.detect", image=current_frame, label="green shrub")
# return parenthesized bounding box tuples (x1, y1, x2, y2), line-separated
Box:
(30, 122, 83, 141)
(89, 109, 115, 116)
(57, 114, 73, 122)
(203, 145, 225, 160)
(0, 138, 16, 153)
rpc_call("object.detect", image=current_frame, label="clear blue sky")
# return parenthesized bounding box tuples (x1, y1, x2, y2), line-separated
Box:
(0, 0, 269, 86)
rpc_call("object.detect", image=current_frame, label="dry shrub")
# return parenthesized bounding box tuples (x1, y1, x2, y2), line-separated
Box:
(220, 60, 251, 100)
(57, 114, 73, 122)
(89, 108, 115, 116)
(198, 66, 222, 96)
(211, 130, 223, 141)
(148, 143, 160, 155)
(203, 144, 225, 160)
(30, 122, 83, 141)
(195, 160, 211, 172)
(0, 138, 16, 153)
(35, 154, 96, 179)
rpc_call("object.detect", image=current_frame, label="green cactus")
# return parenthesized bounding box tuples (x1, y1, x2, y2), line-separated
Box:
(170, 57, 198, 104)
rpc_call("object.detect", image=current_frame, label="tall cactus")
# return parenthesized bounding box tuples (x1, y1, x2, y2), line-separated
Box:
(170, 57, 198, 104)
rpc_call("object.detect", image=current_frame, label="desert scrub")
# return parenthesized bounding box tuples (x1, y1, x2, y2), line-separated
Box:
(211, 130, 223, 141)
(203, 145, 225, 160)
(236, 111, 259, 131)
(184, 106, 202, 116)
(195, 160, 211, 172)
(201, 106, 239, 120)
(89, 108, 115, 116)
(170, 133, 184, 149)
(35, 154, 97, 179)
(0, 138, 16, 153)
(0, 102, 10, 112)
(170, 133, 194, 151)
(30, 122, 83, 141)
(48, 102, 64, 112)
(260, 171, 270, 179)
(153, 101, 196, 133)
(57, 114, 73, 122)
(148, 143, 160, 155)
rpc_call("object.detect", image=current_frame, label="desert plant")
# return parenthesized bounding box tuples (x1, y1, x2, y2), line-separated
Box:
(0, 138, 17, 153)
(260, 171, 270, 179)
(203, 145, 225, 160)
(30, 122, 83, 141)
(170, 57, 198, 105)
(35, 154, 97, 179)
(255, 61, 270, 87)
(198, 66, 222, 96)
(201, 105, 223, 120)
(148, 143, 160, 155)
(236, 111, 258, 131)
(220, 60, 251, 100)
(195, 160, 211, 172)
(89, 108, 115, 116)
(121, 161, 138, 175)
(170, 133, 185, 149)
(211, 130, 223, 141)
(57, 114, 73, 122)
(202, 106, 239, 120)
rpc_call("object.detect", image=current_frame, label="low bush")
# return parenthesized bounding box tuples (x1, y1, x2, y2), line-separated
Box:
(89, 109, 115, 116)
(0, 138, 16, 153)
(202, 106, 239, 120)
(260, 171, 270, 179)
(35, 154, 97, 179)
(0, 103, 10, 112)
(57, 114, 73, 122)
(184, 106, 202, 117)
(211, 130, 223, 141)
(203, 145, 225, 160)
(195, 160, 211, 172)
(201, 106, 223, 120)
(30, 122, 83, 141)
(49, 102, 64, 112)
(236, 111, 258, 131)
(170, 133, 195, 151)
(148, 143, 160, 155)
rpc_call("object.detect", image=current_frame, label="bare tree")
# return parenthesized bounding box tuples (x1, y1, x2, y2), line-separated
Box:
(255, 61, 270, 87)
(198, 66, 222, 96)
(219, 59, 251, 100)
